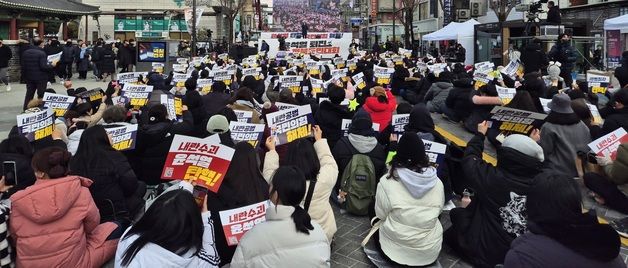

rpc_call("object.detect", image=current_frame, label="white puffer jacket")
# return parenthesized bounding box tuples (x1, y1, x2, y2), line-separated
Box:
(375, 167, 444, 266)
(230, 205, 331, 268)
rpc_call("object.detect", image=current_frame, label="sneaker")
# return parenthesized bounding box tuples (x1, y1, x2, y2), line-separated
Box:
(5, 84, 10, 92)
(609, 217, 628, 238)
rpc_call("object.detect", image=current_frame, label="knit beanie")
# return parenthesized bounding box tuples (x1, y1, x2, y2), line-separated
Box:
(348, 110, 375, 136)
(148, 104, 168, 123)
(502, 134, 545, 162)
(206, 115, 230, 134)
(395, 131, 427, 166)
(547, 62, 562, 80)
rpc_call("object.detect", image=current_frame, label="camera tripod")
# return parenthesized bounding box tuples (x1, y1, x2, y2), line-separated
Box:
(524, 12, 542, 36)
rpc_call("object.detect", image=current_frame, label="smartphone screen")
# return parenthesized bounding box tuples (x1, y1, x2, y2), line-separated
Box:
(192, 185, 208, 209)
(2, 161, 17, 186)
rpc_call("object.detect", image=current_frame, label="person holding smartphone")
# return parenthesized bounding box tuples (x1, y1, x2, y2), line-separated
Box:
(0, 135, 37, 199)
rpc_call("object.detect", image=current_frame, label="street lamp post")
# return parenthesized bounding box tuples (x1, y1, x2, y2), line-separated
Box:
(392, 0, 396, 42)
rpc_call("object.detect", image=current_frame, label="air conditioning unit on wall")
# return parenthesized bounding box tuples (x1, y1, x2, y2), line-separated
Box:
(457, 9, 471, 20)
(470, 0, 487, 17)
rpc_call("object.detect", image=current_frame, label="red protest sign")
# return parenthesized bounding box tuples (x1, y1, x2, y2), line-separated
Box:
(219, 201, 269, 246)
(161, 135, 235, 192)
(588, 128, 628, 160)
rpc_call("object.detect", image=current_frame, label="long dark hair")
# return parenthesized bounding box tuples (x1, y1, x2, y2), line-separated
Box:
(270, 166, 314, 234)
(506, 90, 538, 112)
(222, 142, 269, 204)
(283, 138, 320, 182)
(0, 135, 33, 158)
(121, 190, 203, 265)
(527, 172, 583, 224)
(70, 125, 116, 175)
(31, 147, 71, 179)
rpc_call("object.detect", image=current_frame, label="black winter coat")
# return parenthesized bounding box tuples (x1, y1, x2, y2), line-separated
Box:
(61, 45, 75, 64)
(118, 45, 133, 66)
(332, 136, 387, 181)
(601, 107, 628, 135)
(70, 150, 140, 222)
(614, 63, 628, 88)
(548, 42, 577, 72)
(0, 45, 12, 68)
(521, 43, 548, 74)
(21, 47, 53, 82)
(445, 80, 474, 121)
(453, 134, 543, 267)
(202, 92, 231, 117)
(131, 112, 194, 185)
(99, 48, 116, 74)
(315, 100, 354, 150)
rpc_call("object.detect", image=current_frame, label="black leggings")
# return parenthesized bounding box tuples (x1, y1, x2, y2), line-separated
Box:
(583, 172, 628, 214)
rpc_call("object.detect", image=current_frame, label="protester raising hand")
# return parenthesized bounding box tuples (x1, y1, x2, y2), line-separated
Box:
(265, 135, 276, 151)
(529, 128, 541, 142)
(313, 125, 323, 141)
(477, 120, 489, 135)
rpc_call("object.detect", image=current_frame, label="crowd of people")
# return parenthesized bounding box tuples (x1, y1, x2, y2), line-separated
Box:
(273, 0, 342, 33)
(1, 33, 627, 268)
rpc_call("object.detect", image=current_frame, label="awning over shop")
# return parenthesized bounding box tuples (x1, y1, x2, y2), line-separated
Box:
(0, 0, 100, 16)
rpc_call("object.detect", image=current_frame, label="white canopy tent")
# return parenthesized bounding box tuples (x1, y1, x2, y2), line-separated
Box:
(603, 14, 628, 69)
(422, 19, 480, 65)
(604, 14, 628, 33)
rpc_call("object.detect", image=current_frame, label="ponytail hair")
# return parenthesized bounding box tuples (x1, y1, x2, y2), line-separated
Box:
(31, 147, 71, 179)
(270, 166, 314, 235)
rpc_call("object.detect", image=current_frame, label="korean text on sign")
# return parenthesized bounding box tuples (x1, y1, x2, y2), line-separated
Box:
(392, 114, 410, 135)
(105, 124, 138, 151)
(43, 92, 75, 117)
(16, 109, 54, 141)
(229, 122, 265, 149)
(266, 105, 314, 145)
(588, 128, 628, 160)
(122, 84, 153, 107)
(219, 201, 269, 246)
(161, 135, 235, 193)
(489, 106, 547, 135)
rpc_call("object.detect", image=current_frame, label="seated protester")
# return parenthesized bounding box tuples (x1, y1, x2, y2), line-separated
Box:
(74, 96, 107, 128)
(370, 132, 444, 266)
(444, 78, 474, 122)
(425, 71, 454, 114)
(333, 110, 388, 185)
(613, 51, 628, 89)
(463, 83, 502, 133)
(207, 142, 269, 266)
(70, 126, 146, 224)
(134, 104, 193, 185)
(10, 147, 118, 267)
(202, 81, 231, 117)
(67, 121, 89, 155)
(542, 62, 565, 92)
(144, 72, 173, 113)
(520, 72, 547, 112)
(445, 122, 544, 268)
(601, 88, 628, 136)
(505, 172, 625, 268)
(363, 86, 397, 132)
(583, 143, 628, 215)
(263, 126, 338, 242)
(183, 89, 209, 138)
(540, 93, 591, 177)
(231, 166, 331, 267)
(376, 103, 414, 146)
(101, 105, 132, 127)
(228, 87, 262, 124)
(115, 189, 220, 267)
(572, 99, 602, 140)
(487, 90, 539, 148)
(355, 69, 377, 106)
(401, 72, 426, 105)
(0, 135, 36, 198)
(315, 84, 354, 150)
(405, 103, 439, 141)
(205, 115, 235, 147)
(390, 64, 410, 96)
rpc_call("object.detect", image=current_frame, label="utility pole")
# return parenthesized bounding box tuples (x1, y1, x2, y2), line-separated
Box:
(192, 0, 197, 57)
(392, 0, 396, 42)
